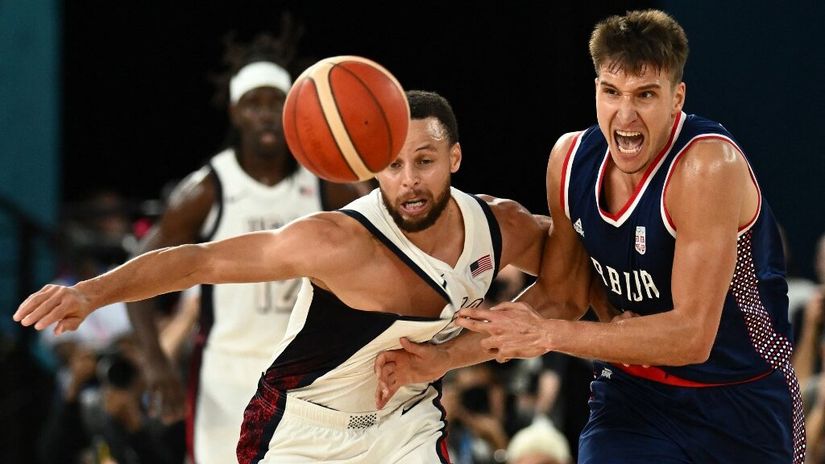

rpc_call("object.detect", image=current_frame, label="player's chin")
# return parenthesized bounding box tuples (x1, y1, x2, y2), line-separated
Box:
(397, 215, 432, 233)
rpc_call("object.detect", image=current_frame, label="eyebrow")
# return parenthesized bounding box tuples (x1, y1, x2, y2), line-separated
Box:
(599, 80, 662, 92)
(414, 143, 437, 152)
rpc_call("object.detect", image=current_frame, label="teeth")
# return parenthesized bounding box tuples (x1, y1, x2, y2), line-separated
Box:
(405, 200, 424, 207)
(617, 145, 641, 154)
(616, 130, 641, 137)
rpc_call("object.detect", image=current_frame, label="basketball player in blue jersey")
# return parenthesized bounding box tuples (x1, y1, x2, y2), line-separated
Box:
(14, 90, 551, 463)
(124, 31, 362, 464)
(375, 10, 803, 463)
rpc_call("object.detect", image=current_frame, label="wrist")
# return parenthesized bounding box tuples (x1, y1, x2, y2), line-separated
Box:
(434, 344, 452, 378)
(73, 279, 101, 310)
(543, 318, 562, 353)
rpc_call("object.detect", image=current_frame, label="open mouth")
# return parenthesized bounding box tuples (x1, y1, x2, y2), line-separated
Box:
(614, 130, 644, 154)
(400, 198, 428, 215)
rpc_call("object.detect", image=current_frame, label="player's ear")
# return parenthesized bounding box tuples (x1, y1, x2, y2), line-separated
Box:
(449, 143, 462, 173)
(672, 82, 686, 116)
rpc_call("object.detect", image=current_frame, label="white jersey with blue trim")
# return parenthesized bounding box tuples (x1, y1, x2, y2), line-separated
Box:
(201, 148, 323, 357)
(260, 187, 502, 413)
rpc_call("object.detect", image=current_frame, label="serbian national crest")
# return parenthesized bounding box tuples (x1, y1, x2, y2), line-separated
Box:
(635, 226, 646, 255)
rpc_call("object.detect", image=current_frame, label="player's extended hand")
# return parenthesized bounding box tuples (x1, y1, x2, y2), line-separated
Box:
(13, 284, 92, 335)
(454, 302, 549, 362)
(374, 337, 447, 409)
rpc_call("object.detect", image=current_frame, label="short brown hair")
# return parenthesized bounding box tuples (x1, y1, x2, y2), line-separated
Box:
(589, 9, 689, 85)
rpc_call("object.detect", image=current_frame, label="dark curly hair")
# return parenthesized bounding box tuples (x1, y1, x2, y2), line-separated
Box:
(210, 13, 304, 109)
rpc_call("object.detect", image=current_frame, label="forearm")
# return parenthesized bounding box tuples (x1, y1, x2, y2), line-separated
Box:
(515, 281, 589, 321)
(548, 310, 711, 366)
(791, 324, 818, 388)
(159, 296, 199, 360)
(807, 403, 825, 462)
(77, 245, 208, 310)
(439, 330, 496, 372)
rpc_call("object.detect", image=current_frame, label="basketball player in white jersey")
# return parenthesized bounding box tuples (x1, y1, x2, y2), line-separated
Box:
(15, 90, 550, 463)
(124, 32, 362, 464)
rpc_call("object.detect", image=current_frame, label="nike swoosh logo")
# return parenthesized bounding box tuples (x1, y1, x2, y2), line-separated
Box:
(401, 391, 429, 416)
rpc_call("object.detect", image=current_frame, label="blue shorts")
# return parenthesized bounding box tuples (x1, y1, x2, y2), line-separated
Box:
(578, 362, 801, 463)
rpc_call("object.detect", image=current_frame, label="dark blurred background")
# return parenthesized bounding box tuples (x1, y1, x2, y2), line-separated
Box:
(1, 1, 824, 462)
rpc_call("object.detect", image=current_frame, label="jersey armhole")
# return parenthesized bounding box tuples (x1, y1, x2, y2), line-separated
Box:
(471, 196, 503, 280)
(560, 132, 583, 220)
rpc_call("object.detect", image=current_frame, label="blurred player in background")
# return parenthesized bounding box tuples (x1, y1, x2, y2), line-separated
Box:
(125, 20, 362, 464)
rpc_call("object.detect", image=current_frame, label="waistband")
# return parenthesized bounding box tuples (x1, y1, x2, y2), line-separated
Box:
(610, 363, 774, 388)
(282, 394, 387, 430)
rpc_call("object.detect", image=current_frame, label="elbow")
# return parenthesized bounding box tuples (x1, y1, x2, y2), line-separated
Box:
(672, 332, 714, 366)
(172, 244, 214, 284)
(681, 344, 712, 366)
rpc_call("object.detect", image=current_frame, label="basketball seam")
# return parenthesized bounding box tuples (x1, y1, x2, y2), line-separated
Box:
(314, 64, 372, 180)
(313, 69, 361, 180)
(329, 63, 395, 172)
(292, 78, 338, 179)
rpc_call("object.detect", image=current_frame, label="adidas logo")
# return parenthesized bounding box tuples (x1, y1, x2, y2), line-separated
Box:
(573, 218, 584, 237)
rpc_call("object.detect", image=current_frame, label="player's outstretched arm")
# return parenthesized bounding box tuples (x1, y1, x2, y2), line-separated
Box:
(13, 212, 347, 335)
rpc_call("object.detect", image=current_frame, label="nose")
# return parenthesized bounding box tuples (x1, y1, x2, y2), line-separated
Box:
(616, 94, 638, 125)
(401, 163, 420, 187)
(258, 105, 278, 124)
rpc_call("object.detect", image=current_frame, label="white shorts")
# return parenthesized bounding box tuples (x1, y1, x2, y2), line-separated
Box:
(238, 382, 450, 463)
(194, 348, 273, 464)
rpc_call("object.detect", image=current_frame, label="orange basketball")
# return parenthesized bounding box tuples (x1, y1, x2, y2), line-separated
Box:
(282, 56, 410, 183)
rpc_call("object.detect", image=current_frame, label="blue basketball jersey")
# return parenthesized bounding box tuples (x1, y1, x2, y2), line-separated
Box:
(562, 112, 792, 384)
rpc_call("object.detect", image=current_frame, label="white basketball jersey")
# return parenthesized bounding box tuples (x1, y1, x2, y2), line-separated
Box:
(200, 148, 324, 356)
(260, 187, 502, 413)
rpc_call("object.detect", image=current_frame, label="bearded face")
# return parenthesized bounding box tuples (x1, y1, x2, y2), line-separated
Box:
(380, 176, 451, 232)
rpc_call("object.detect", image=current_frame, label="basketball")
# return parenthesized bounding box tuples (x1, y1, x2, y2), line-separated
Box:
(282, 56, 410, 183)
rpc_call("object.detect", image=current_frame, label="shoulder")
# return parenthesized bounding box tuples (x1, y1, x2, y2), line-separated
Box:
(289, 210, 375, 254)
(136, 165, 217, 252)
(547, 131, 584, 177)
(672, 137, 747, 183)
(476, 195, 551, 235)
(165, 165, 217, 211)
(665, 137, 754, 230)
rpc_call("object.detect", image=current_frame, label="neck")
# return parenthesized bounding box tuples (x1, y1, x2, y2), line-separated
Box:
(236, 146, 291, 186)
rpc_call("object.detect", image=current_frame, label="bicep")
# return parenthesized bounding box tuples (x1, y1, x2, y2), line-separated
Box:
(667, 142, 746, 336)
(491, 199, 550, 276)
(529, 212, 593, 315)
(525, 136, 593, 316)
(199, 214, 351, 285)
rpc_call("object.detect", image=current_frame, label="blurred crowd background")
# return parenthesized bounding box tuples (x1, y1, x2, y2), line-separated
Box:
(1, 1, 823, 463)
